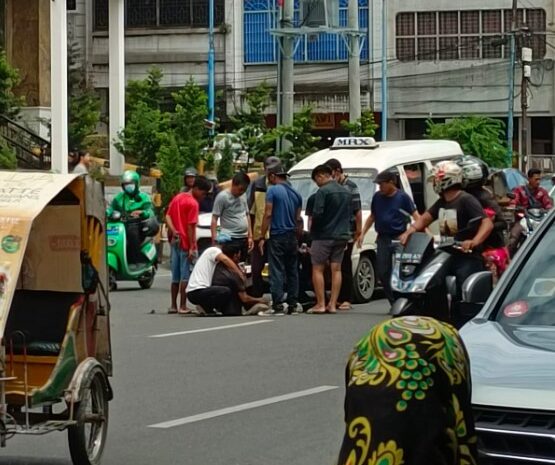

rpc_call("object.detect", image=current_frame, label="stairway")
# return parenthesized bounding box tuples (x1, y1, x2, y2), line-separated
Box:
(0, 115, 51, 170)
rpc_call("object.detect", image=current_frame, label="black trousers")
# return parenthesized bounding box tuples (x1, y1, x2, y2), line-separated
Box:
(251, 239, 267, 298)
(338, 241, 354, 303)
(188, 287, 232, 315)
(125, 221, 146, 264)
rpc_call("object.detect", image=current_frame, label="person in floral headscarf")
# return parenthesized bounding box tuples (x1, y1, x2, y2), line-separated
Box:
(337, 316, 478, 465)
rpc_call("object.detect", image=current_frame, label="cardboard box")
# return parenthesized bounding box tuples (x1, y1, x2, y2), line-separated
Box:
(19, 205, 82, 292)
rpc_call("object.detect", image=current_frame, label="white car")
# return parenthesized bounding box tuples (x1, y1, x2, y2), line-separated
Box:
(461, 209, 555, 465)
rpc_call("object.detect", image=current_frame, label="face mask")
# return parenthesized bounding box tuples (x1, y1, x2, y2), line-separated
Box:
(123, 184, 135, 194)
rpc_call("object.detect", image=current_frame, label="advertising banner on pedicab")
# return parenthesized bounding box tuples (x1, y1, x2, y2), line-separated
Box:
(0, 172, 79, 337)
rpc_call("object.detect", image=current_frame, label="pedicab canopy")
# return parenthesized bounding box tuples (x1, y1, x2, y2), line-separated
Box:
(0, 171, 102, 338)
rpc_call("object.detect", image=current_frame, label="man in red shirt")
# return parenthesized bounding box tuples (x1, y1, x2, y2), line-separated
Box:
(165, 176, 211, 314)
(508, 168, 553, 255)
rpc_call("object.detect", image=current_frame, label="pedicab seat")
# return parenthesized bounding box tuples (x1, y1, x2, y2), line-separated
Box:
(5, 290, 80, 357)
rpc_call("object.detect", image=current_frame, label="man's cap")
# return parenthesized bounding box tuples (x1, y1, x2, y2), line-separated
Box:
(374, 171, 397, 184)
(184, 167, 198, 177)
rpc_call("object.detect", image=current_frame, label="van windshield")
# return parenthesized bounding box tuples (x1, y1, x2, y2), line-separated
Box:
(289, 170, 377, 210)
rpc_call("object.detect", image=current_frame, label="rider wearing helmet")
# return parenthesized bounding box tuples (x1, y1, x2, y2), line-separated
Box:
(107, 170, 155, 263)
(458, 156, 509, 277)
(400, 160, 494, 322)
(181, 167, 198, 193)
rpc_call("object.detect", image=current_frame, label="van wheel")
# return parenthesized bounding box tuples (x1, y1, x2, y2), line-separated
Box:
(352, 254, 375, 303)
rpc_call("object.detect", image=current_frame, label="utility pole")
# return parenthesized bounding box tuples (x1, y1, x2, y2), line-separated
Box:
(521, 29, 532, 173)
(506, 0, 517, 167)
(208, 0, 215, 135)
(368, 0, 374, 110)
(381, 0, 388, 140)
(348, 0, 361, 124)
(51, 0, 69, 174)
(109, 0, 125, 176)
(281, 0, 295, 151)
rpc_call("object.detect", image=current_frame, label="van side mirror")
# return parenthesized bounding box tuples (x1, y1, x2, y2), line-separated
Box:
(462, 271, 493, 305)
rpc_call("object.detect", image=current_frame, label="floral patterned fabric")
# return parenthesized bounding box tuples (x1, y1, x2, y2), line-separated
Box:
(337, 316, 478, 465)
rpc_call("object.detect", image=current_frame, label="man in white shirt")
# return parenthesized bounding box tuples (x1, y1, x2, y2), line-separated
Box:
(186, 236, 246, 316)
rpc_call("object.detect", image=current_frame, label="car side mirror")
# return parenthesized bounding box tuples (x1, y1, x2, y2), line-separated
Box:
(462, 271, 493, 305)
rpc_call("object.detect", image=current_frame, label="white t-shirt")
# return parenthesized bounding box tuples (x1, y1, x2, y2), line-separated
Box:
(186, 247, 222, 292)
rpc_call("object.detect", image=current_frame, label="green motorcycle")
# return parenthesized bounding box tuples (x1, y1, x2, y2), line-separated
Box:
(106, 211, 158, 291)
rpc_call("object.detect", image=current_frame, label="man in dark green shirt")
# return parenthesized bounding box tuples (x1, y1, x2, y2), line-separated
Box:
(308, 164, 351, 314)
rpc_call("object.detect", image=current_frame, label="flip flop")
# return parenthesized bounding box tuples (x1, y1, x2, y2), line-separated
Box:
(177, 308, 193, 315)
(326, 308, 337, 314)
(307, 307, 326, 314)
(338, 303, 352, 311)
(167, 308, 178, 314)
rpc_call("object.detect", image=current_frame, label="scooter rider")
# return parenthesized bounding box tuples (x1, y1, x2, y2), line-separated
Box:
(508, 168, 553, 256)
(399, 161, 493, 310)
(107, 170, 155, 264)
(458, 156, 509, 277)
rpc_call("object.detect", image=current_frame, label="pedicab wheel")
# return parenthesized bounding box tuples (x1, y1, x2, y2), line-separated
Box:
(68, 371, 109, 465)
(108, 268, 117, 292)
(138, 267, 155, 289)
(352, 254, 375, 304)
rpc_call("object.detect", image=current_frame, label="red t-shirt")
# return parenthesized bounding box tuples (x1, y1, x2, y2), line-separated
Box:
(167, 193, 199, 251)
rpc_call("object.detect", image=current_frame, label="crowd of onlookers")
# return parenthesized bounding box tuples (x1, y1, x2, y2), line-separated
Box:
(164, 155, 379, 317)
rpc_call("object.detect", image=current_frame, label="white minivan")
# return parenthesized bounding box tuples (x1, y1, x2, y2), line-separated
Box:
(288, 137, 464, 303)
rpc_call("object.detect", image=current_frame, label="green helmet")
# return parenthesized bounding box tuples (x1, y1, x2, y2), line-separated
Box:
(121, 170, 140, 196)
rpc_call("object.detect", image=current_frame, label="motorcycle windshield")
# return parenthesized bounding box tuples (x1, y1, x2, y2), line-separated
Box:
(397, 232, 434, 264)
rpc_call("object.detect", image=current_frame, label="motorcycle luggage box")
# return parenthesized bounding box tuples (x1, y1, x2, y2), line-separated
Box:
(396, 232, 434, 265)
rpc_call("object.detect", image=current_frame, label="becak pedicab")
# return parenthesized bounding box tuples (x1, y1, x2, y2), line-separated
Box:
(0, 171, 112, 465)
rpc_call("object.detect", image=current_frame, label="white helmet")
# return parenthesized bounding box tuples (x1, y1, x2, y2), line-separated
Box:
(430, 160, 463, 194)
(457, 155, 488, 189)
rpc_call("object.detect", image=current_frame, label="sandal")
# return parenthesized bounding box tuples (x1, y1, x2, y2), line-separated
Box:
(177, 307, 193, 315)
(167, 308, 178, 314)
(338, 303, 352, 311)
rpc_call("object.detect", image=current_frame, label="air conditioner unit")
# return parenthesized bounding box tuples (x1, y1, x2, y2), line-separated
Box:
(300, 0, 339, 28)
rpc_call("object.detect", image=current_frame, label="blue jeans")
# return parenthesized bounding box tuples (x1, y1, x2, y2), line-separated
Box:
(170, 242, 191, 283)
(268, 232, 299, 308)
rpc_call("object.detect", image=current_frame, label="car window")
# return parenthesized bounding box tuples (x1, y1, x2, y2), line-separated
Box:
(495, 219, 555, 328)
(289, 170, 377, 210)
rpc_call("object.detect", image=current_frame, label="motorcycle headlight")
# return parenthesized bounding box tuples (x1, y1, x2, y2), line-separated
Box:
(408, 261, 444, 293)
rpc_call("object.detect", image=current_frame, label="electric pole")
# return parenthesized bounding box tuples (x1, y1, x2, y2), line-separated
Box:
(281, 0, 295, 151)
(208, 0, 215, 136)
(506, 0, 517, 167)
(521, 28, 532, 173)
(348, 0, 361, 125)
(381, 0, 388, 140)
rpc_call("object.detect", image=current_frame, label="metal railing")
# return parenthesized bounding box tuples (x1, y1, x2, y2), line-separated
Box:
(0, 115, 51, 170)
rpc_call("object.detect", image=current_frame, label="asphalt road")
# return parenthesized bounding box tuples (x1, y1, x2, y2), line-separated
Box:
(0, 271, 389, 465)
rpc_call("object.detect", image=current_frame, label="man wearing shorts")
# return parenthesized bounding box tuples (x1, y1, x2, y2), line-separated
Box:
(308, 165, 352, 314)
(165, 176, 211, 314)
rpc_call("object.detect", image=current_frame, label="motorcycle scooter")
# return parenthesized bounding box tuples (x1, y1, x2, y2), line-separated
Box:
(390, 217, 483, 327)
(107, 211, 158, 291)
(513, 207, 547, 253)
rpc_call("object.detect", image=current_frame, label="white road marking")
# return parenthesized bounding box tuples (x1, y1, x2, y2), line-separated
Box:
(155, 272, 171, 278)
(149, 320, 273, 338)
(148, 385, 339, 429)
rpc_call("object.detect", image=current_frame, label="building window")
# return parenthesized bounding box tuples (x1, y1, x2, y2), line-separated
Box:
(93, 0, 225, 31)
(396, 8, 546, 61)
(67, 0, 77, 11)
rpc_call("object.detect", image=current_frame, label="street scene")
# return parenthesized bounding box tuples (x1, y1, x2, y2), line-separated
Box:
(0, 274, 390, 465)
(0, 0, 555, 464)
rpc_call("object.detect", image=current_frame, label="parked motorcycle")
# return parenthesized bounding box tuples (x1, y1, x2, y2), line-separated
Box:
(107, 211, 159, 291)
(512, 208, 547, 254)
(390, 217, 482, 327)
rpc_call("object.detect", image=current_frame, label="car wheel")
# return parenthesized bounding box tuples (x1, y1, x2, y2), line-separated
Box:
(352, 254, 375, 303)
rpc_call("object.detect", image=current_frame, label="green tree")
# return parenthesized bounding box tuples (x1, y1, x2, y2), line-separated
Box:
(126, 66, 164, 111)
(425, 116, 508, 167)
(117, 101, 168, 169)
(157, 135, 185, 207)
(0, 50, 23, 118)
(0, 137, 16, 169)
(67, 42, 101, 149)
(170, 78, 209, 169)
(275, 106, 321, 168)
(340, 110, 378, 137)
(117, 68, 168, 169)
(217, 138, 235, 182)
(230, 82, 274, 161)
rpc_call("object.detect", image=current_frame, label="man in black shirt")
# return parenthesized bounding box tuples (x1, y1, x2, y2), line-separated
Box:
(400, 161, 493, 306)
(308, 164, 352, 314)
